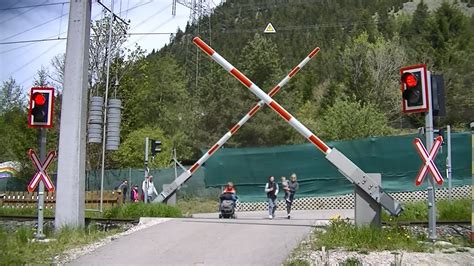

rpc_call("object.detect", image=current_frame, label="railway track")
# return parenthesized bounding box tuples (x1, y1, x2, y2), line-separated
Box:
(0, 215, 469, 226)
(382, 220, 471, 226)
(0, 215, 139, 225)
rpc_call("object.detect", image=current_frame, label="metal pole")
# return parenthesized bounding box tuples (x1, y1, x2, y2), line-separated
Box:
(55, 0, 91, 229)
(426, 71, 437, 241)
(446, 125, 452, 201)
(128, 167, 132, 203)
(144, 137, 149, 203)
(99, 0, 115, 214)
(36, 128, 46, 239)
(173, 148, 178, 180)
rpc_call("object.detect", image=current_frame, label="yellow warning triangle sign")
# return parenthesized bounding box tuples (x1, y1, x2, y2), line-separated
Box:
(264, 23, 276, 33)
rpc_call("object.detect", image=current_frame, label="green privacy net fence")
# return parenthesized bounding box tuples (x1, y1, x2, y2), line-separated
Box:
(1, 133, 471, 203)
(0, 166, 217, 199)
(202, 133, 472, 202)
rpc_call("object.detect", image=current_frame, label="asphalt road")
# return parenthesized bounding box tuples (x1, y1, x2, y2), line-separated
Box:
(71, 209, 353, 266)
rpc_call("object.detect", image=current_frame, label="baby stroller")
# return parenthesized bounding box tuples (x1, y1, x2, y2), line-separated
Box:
(219, 192, 237, 219)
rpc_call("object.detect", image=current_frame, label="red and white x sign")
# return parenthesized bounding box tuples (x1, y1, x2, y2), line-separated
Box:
(413, 136, 444, 186)
(27, 149, 56, 192)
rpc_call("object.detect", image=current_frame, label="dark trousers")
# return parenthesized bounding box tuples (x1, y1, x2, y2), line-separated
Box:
(286, 193, 295, 214)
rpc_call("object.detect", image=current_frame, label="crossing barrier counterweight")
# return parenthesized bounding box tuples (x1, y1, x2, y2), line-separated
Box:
(190, 37, 402, 216)
(155, 44, 321, 203)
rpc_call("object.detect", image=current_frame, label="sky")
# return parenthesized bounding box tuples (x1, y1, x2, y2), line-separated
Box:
(0, 0, 220, 92)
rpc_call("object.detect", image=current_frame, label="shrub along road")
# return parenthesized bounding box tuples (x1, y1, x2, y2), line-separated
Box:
(70, 209, 353, 265)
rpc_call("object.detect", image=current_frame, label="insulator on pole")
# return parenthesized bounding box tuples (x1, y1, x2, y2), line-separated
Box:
(88, 96, 104, 143)
(106, 98, 122, 150)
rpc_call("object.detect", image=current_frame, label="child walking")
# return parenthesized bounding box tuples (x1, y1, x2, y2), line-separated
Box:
(281, 176, 291, 203)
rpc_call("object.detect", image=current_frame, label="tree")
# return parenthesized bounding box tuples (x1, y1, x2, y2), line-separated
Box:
(50, 54, 65, 91)
(110, 127, 170, 168)
(0, 77, 24, 114)
(342, 32, 407, 122)
(0, 78, 36, 184)
(32, 66, 50, 87)
(318, 98, 394, 141)
(89, 13, 129, 95)
(230, 33, 296, 147)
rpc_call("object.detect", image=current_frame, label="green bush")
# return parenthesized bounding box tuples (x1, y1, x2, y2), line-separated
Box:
(103, 202, 182, 219)
(437, 199, 470, 221)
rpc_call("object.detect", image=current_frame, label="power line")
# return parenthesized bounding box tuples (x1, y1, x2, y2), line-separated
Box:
(0, 32, 176, 46)
(0, 2, 69, 11)
(9, 41, 65, 77)
(0, 0, 49, 24)
(1, 12, 69, 41)
(97, 0, 129, 25)
(0, 37, 67, 45)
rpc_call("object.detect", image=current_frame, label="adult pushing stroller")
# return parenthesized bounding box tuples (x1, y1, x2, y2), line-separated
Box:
(219, 182, 238, 219)
(219, 192, 237, 219)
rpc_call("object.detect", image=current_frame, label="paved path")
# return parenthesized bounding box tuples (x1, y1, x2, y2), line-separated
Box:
(71, 209, 353, 266)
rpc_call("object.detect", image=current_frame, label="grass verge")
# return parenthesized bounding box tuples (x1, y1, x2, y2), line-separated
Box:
(176, 197, 219, 216)
(103, 202, 182, 219)
(312, 218, 425, 252)
(0, 207, 54, 217)
(0, 225, 121, 264)
(0, 202, 183, 219)
(382, 198, 470, 222)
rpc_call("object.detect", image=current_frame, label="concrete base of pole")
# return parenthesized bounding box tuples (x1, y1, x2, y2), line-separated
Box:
(355, 173, 381, 227)
(162, 184, 176, 205)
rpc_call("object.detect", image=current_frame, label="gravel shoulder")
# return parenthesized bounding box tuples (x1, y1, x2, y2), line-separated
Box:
(287, 227, 474, 266)
(290, 248, 474, 265)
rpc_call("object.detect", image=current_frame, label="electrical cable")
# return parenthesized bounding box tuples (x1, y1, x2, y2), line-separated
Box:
(0, 1, 69, 11)
(0, 0, 49, 24)
(1, 12, 69, 41)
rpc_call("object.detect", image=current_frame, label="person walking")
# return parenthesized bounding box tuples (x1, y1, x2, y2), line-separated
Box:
(130, 185, 140, 202)
(142, 175, 158, 203)
(286, 173, 299, 219)
(264, 176, 279, 219)
(116, 179, 128, 204)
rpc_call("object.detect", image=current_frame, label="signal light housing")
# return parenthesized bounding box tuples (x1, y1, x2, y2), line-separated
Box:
(28, 87, 54, 128)
(151, 140, 162, 157)
(400, 64, 429, 113)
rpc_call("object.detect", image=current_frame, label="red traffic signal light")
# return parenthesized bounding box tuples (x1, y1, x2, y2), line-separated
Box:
(401, 72, 418, 88)
(33, 93, 46, 105)
(400, 64, 429, 114)
(28, 87, 54, 128)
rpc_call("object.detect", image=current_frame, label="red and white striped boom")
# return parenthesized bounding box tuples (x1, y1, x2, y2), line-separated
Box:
(186, 37, 402, 216)
(193, 37, 331, 154)
(155, 43, 321, 202)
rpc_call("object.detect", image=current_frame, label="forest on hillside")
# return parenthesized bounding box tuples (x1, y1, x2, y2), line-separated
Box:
(1, 0, 473, 181)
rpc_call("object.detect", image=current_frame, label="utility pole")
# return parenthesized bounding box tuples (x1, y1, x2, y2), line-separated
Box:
(55, 0, 91, 229)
